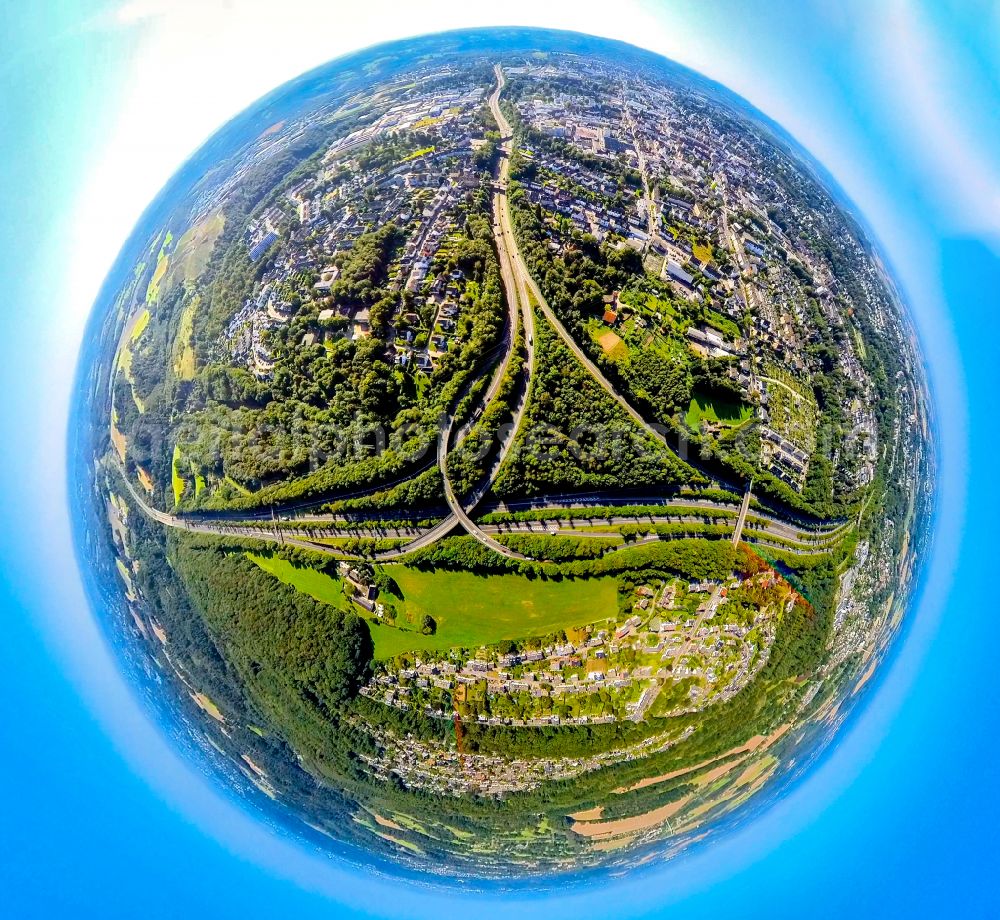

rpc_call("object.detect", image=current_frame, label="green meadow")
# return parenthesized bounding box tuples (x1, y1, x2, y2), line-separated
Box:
(247, 554, 618, 660)
(686, 393, 752, 429)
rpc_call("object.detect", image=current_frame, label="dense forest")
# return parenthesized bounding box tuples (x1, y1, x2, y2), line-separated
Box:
(493, 310, 698, 496)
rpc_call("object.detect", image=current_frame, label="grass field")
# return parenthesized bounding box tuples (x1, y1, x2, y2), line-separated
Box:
(383, 567, 619, 656)
(686, 393, 752, 429)
(172, 444, 186, 505)
(222, 476, 251, 496)
(145, 232, 172, 304)
(167, 212, 224, 288)
(247, 554, 619, 660)
(245, 554, 433, 662)
(172, 443, 206, 503)
(402, 146, 435, 161)
(703, 309, 742, 342)
(172, 296, 198, 380)
(692, 242, 713, 263)
(247, 553, 351, 609)
(851, 324, 867, 361)
(762, 364, 818, 449)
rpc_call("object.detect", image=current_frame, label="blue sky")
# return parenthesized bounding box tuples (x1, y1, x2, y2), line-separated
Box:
(1, 1, 997, 916)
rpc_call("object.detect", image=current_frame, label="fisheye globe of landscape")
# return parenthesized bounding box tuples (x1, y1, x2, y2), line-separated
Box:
(71, 27, 933, 880)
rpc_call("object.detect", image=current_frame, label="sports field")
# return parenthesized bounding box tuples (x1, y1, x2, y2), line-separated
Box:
(597, 329, 628, 361)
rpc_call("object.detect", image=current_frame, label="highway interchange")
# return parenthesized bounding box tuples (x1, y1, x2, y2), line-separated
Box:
(117, 66, 845, 566)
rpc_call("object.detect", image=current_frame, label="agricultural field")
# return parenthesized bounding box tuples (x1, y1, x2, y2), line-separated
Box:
(129, 308, 150, 342)
(145, 231, 172, 304)
(171, 295, 199, 380)
(166, 212, 225, 288)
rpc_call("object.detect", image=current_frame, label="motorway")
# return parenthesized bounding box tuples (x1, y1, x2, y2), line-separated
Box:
(118, 66, 538, 565)
(482, 492, 847, 537)
(119, 65, 842, 566)
(115, 461, 455, 561)
(117, 445, 838, 568)
(434, 63, 537, 562)
(214, 489, 843, 544)
(488, 95, 715, 488)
